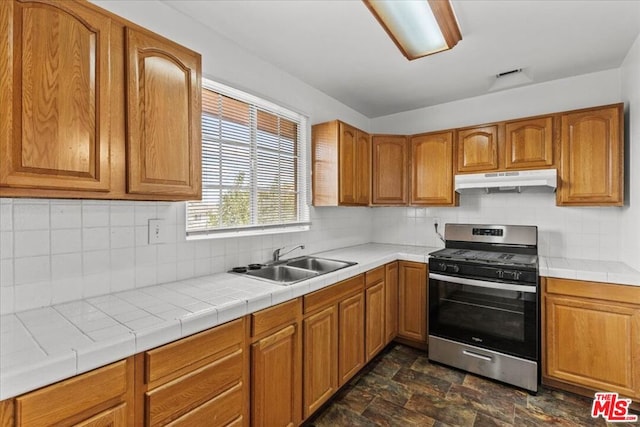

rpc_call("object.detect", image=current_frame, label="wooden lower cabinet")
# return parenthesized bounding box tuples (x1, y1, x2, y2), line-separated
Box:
(12, 358, 134, 427)
(136, 318, 247, 426)
(385, 262, 399, 344)
(365, 266, 386, 361)
(543, 278, 640, 401)
(302, 274, 364, 419)
(338, 292, 365, 384)
(303, 305, 338, 418)
(398, 261, 428, 346)
(250, 299, 302, 427)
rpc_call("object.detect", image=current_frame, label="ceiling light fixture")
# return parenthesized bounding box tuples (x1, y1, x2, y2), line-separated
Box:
(363, 0, 462, 60)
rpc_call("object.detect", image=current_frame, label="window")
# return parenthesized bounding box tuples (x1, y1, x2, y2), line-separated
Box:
(187, 80, 309, 238)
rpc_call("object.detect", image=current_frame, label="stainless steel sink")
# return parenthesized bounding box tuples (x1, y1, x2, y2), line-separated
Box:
(245, 265, 318, 284)
(236, 256, 357, 285)
(285, 256, 356, 274)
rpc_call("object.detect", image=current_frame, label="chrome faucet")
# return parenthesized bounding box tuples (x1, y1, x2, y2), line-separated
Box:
(272, 244, 305, 262)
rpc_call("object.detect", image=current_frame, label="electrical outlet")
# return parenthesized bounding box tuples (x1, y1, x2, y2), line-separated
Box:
(148, 219, 167, 244)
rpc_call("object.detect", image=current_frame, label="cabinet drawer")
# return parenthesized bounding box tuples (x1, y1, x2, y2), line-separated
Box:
(252, 298, 300, 338)
(304, 275, 364, 314)
(166, 383, 243, 427)
(145, 318, 243, 384)
(545, 278, 640, 304)
(365, 266, 384, 287)
(146, 350, 243, 426)
(16, 359, 128, 427)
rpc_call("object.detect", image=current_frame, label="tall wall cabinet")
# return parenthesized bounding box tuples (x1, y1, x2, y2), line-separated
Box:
(0, 0, 201, 201)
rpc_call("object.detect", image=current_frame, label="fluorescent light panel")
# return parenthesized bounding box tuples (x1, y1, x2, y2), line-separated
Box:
(364, 0, 462, 60)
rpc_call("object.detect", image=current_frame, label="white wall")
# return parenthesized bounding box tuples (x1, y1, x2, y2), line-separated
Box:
(0, 1, 374, 315)
(621, 33, 640, 270)
(370, 69, 629, 262)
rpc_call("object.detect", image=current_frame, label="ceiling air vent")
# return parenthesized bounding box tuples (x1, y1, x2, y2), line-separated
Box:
(488, 67, 532, 92)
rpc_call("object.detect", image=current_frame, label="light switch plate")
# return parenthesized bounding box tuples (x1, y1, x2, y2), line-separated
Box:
(148, 219, 167, 245)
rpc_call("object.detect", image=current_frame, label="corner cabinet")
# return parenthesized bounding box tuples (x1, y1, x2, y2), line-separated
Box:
(557, 104, 623, 206)
(410, 131, 457, 206)
(371, 135, 408, 205)
(125, 28, 202, 199)
(543, 278, 640, 401)
(0, 0, 202, 201)
(312, 121, 370, 206)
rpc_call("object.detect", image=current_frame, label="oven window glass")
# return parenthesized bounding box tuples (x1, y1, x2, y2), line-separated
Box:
(429, 276, 537, 360)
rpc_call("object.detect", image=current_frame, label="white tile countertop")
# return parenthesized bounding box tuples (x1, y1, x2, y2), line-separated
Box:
(0, 243, 432, 400)
(1, 242, 639, 401)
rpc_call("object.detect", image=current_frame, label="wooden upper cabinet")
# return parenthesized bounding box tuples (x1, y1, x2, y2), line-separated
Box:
(456, 125, 499, 173)
(557, 104, 623, 206)
(504, 116, 554, 170)
(410, 131, 457, 206)
(0, 0, 111, 192)
(125, 27, 202, 199)
(371, 135, 408, 205)
(312, 120, 369, 206)
(339, 122, 370, 205)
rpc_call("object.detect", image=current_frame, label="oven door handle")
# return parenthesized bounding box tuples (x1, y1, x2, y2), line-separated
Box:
(429, 273, 537, 293)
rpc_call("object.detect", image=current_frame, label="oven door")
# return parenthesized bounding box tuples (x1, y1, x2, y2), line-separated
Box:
(428, 272, 538, 360)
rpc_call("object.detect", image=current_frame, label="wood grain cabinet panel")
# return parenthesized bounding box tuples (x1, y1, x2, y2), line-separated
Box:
(0, 0, 111, 192)
(557, 104, 623, 206)
(543, 278, 640, 399)
(410, 131, 456, 206)
(312, 120, 369, 206)
(303, 306, 338, 418)
(398, 261, 428, 344)
(125, 27, 201, 199)
(504, 116, 554, 170)
(456, 125, 499, 173)
(251, 299, 302, 427)
(338, 292, 365, 385)
(371, 135, 408, 205)
(385, 262, 399, 344)
(365, 281, 386, 361)
(14, 358, 134, 427)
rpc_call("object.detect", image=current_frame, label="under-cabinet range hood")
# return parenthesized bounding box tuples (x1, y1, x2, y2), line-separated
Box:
(454, 169, 557, 194)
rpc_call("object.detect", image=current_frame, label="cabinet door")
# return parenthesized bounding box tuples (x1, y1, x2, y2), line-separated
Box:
(125, 27, 201, 199)
(303, 306, 338, 418)
(398, 262, 427, 343)
(385, 262, 399, 344)
(252, 324, 301, 427)
(338, 122, 358, 205)
(74, 404, 127, 427)
(410, 131, 456, 206)
(545, 294, 640, 398)
(504, 116, 554, 170)
(338, 292, 365, 385)
(456, 125, 499, 173)
(366, 281, 386, 361)
(371, 135, 407, 205)
(0, 0, 111, 192)
(355, 130, 371, 205)
(558, 105, 623, 206)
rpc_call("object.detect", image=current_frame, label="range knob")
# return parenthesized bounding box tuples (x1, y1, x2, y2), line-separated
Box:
(450, 264, 460, 273)
(437, 262, 447, 271)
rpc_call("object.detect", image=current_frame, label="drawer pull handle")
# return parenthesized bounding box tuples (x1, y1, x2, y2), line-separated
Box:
(462, 350, 493, 362)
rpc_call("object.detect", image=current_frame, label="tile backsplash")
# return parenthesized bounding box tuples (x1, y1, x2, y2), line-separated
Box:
(372, 192, 625, 261)
(0, 198, 372, 315)
(0, 192, 631, 315)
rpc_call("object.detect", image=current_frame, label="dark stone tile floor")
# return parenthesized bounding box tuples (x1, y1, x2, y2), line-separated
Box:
(305, 343, 639, 427)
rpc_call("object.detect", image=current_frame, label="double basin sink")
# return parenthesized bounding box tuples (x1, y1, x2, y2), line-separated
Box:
(239, 256, 357, 285)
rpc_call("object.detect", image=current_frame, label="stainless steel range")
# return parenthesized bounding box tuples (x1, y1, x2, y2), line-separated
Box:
(428, 223, 539, 392)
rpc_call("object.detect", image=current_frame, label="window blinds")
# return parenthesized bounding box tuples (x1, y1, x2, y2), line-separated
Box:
(187, 80, 309, 237)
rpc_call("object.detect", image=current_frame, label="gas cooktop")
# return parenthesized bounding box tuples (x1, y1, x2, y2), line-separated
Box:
(429, 248, 538, 268)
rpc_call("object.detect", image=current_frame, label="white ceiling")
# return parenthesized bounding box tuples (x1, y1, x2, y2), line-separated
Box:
(166, 0, 640, 118)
